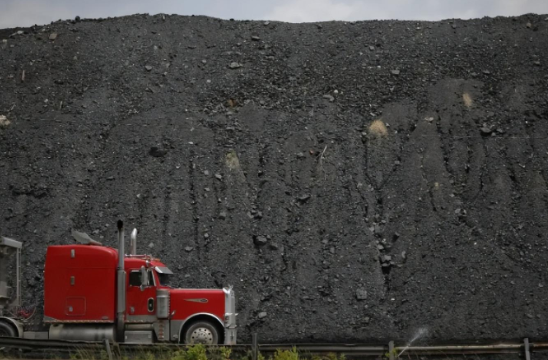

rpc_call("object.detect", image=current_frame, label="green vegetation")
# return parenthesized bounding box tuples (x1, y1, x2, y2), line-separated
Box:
(384, 348, 399, 359)
(225, 150, 241, 170)
(0, 345, 348, 360)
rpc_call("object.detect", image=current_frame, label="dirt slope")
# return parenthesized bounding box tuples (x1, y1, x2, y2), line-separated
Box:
(1, 13, 548, 343)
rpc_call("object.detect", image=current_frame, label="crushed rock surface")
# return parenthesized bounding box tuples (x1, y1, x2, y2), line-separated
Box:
(1, 14, 548, 343)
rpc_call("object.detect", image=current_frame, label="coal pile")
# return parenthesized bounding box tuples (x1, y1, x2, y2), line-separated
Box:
(1, 13, 548, 343)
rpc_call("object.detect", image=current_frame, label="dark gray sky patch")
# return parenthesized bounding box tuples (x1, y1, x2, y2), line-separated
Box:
(1, 0, 547, 28)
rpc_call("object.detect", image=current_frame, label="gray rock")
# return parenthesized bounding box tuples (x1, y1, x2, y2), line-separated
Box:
(251, 36, 260, 41)
(49, 33, 58, 40)
(374, 224, 383, 236)
(184, 246, 193, 252)
(297, 194, 311, 202)
(219, 211, 227, 220)
(356, 288, 368, 300)
(323, 94, 335, 102)
(391, 69, 400, 75)
(258, 311, 267, 319)
(229, 62, 242, 69)
(149, 146, 167, 157)
(145, 65, 153, 71)
(215, 174, 223, 180)
(480, 125, 492, 135)
(254, 235, 268, 246)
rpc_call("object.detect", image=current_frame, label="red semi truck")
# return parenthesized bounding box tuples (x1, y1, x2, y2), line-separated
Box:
(0, 221, 237, 345)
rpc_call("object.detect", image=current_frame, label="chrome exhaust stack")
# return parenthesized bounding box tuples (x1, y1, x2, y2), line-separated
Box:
(130, 228, 138, 255)
(116, 220, 126, 342)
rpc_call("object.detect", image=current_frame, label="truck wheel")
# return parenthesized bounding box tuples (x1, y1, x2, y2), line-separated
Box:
(0, 321, 17, 337)
(183, 321, 219, 345)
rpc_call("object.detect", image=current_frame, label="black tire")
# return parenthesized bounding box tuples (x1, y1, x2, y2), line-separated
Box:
(0, 321, 17, 337)
(182, 321, 220, 345)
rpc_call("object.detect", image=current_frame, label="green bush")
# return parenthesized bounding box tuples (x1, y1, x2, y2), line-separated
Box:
(171, 345, 207, 360)
(272, 347, 299, 360)
(220, 347, 232, 360)
(310, 353, 346, 360)
(207, 346, 232, 360)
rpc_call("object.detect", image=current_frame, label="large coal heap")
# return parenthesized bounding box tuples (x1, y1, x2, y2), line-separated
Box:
(1, 13, 548, 343)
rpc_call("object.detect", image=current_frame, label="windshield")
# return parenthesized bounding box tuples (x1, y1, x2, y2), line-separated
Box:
(157, 272, 172, 287)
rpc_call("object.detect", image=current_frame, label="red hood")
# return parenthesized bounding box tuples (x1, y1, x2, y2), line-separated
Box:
(168, 288, 225, 322)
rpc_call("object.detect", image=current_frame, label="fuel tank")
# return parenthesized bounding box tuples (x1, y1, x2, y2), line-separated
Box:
(49, 324, 115, 341)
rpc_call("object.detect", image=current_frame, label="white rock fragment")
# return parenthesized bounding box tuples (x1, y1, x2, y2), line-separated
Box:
(0, 115, 10, 127)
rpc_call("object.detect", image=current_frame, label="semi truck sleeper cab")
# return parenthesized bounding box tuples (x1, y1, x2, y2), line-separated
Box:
(0, 221, 237, 345)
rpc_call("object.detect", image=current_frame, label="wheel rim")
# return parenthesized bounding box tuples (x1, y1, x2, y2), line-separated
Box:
(189, 327, 214, 344)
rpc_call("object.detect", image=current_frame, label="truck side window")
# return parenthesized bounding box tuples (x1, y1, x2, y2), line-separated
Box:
(148, 270, 155, 286)
(129, 271, 141, 286)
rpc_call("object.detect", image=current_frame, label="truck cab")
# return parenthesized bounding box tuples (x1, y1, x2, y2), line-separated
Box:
(122, 256, 237, 344)
(1, 223, 237, 345)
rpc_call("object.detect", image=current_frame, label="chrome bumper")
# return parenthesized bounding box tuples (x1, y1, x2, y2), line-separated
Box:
(223, 286, 237, 344)
(224, 327, 237, 345)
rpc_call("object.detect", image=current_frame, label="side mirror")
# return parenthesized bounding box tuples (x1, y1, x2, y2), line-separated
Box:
(140, 266, 149, 291)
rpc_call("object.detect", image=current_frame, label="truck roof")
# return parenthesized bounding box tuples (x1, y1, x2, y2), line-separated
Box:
(46, 245, 168, 270)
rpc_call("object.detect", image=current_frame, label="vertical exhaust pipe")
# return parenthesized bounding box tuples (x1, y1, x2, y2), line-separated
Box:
(130, 228, 137, 255)
(116, 220, 126, 342)
(15, 247, 21, 308)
